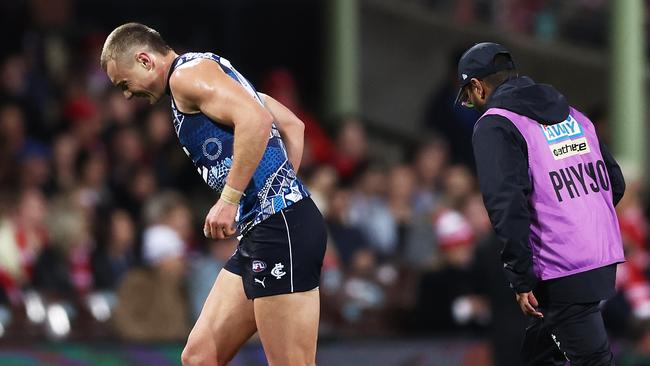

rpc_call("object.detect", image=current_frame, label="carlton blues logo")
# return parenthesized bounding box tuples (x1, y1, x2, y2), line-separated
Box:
(252, 260, 267, 273)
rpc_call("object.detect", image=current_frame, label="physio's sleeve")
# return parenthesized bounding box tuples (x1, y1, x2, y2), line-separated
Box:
(472, 115, 538, 293)
(599, 142, 625, 206)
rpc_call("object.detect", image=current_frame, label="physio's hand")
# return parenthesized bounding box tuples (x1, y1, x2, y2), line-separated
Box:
(516, 291, 544, 318)
(203, 198, 238, 240)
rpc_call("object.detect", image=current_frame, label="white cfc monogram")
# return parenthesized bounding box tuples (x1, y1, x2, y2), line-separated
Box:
(271, 263, 286, 280)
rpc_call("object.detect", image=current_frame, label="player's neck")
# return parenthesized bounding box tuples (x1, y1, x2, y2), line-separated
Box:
(159, 51, 179, 93)
(160, 51, 179, 78)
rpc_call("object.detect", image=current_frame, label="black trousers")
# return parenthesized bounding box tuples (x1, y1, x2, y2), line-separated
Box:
(521, 302, 614, 366)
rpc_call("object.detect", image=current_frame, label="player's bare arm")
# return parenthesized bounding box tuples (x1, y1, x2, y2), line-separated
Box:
(170, 59, 274, 189)
(169, 59, 274, 240)
(259, 93, 305, 173)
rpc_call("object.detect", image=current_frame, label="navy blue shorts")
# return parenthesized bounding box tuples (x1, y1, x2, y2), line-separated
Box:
(224, 197, 327, 299)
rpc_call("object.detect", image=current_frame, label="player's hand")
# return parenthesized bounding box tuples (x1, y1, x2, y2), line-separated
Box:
(203, 198, 238, 240)
(516, 291, 543, 318)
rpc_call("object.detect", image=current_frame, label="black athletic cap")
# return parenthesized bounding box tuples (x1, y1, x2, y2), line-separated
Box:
(454, 42, 515, 105)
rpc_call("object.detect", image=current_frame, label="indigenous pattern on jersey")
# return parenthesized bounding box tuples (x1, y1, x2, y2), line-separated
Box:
(167, 52, 309, 235)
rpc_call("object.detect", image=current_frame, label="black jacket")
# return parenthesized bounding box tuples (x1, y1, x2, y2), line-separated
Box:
(472, 76, 625, 301)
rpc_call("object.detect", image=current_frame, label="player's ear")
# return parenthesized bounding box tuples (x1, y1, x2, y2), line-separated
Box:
(136, 52, 153, 70)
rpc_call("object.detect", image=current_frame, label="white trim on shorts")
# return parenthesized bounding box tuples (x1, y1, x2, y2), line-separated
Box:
(280, 210, 294, 292)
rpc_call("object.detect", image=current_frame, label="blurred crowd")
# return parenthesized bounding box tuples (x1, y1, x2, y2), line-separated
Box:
(418, 0, 610, 47)
(1, 1, 650, 366)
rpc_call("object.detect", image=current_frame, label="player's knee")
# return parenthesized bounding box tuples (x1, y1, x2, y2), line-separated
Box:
(180, 344, 204, 366)
(181, 338, 224, 366)
(180, 346, 196, 366)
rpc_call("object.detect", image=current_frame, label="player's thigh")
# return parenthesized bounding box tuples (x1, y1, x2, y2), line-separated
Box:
(254, 289, 320, 366)
(183, 269, 256, 365)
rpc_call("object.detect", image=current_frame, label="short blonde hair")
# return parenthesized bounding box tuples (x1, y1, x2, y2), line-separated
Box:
(100, 23, 171, 70)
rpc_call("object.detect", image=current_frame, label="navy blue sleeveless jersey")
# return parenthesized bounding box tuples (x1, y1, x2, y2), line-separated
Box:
(167, 52, 309, 235)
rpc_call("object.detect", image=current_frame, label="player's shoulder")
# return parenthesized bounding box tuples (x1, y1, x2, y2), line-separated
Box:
(171, 54, 219, 80)
(169, 53, 224, 95)
(175, 52, 221, 68)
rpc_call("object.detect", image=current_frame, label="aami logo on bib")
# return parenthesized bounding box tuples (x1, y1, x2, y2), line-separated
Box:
(541, 114, 583, 143)
(540, 115, 590, 160)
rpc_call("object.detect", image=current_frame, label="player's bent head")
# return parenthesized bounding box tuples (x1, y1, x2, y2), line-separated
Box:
(101, 23, 170, 71)
(101, 23, 173, 104)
